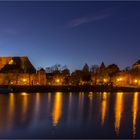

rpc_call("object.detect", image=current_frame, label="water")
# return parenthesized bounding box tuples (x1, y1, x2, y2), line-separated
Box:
(0, 92, 140, 138)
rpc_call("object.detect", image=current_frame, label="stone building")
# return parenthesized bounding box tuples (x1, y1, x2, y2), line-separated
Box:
(0, 56, 46, 85)
(90, 60, 140, 87)
(132, 59, 140, 69)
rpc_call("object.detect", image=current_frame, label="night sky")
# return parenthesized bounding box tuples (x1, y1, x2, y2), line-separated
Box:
(0, 1, 140, 71)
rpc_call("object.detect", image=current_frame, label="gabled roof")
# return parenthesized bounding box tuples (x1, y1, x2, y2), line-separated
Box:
(0, 56, 36, 73)
(133, 59, 140, 66)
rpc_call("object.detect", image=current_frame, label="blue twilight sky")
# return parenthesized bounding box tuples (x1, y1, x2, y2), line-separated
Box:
(0, 1, 140, 71)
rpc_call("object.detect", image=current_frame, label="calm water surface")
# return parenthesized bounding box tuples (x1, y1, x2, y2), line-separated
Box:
(0, 92, 140, 138)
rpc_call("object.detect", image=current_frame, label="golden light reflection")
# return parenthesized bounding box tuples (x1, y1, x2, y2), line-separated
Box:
(101, 92, 107, 126)
(78, 92, 84, 110)
(48, 92, 51, 104)
(8, 93, 15, 130)
(47, 93, 51, 112)
(88, 92, 93, 101)
(33, 93, 40, 122)
(52, 92, 62, 127)
(132, 92, 138, 137)
(68, 92, 72, 106)
(35, 93, 40, 113)
(114, 92, 123, 136)
(21, 92, 28, 122)
(21, 92, 29, 96)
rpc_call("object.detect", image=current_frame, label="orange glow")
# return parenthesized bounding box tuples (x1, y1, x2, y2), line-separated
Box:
(79, 92, 84, 106)
(21, 92, 28, 122)
(132, 92, 138, 137)
(48, 92, 51, 103)
(78, 92, 84, 118)
(8, 93, 15, 130)
(117, 78, 120, 82)
(9, 93, 15, 111)
(88, 92, 93, 100)
(117, 78, 122, 82)
(35, 93, 40, 111)
(120, 78, 122, 81)
(134, 79, 138, 83)
(21, 92, 29, 96)
(101, 92, 107, 126)
(114, 92, 123, 136)
(33, 93, 40, 121)
(68, 92, 72, 108)
(52, 92, 62, 126)
(56, 79, 60, 83)
(23, 79, 27, 82)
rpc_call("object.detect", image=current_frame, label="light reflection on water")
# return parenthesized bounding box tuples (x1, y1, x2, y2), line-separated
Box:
(8, 93, 15, 131)
(0, 92, 139, 138)
(132, 92, 139, 137)
(114, 92, 123, 136)
(101, 92, 108, 126)
(52, 92, 62, 126)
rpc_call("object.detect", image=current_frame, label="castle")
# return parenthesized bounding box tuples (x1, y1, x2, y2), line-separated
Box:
(0, 56, 46, 85)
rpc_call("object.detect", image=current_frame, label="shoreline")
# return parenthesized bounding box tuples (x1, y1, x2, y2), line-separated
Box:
(9, 85, 140, 93)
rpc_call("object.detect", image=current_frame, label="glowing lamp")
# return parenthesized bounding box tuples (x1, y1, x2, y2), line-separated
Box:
(56, 79, 60, 83)
(23, 79, 27, 82)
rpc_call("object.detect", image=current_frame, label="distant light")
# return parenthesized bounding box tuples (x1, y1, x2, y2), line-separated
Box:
(134, 79, 138, 83)
(23, 79, 27, 82)
(117, 78, 120, 82)
(56, 79, 60, 83)
(117, 78, 122, 82)
(21, 92, 29, 96)
(8, 59, 14, 65)
(103, 79, 107, 82)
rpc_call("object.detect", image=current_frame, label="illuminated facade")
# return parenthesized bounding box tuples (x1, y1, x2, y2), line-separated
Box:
(0, 56, 140, 87)
(91, 60, 140, 87)
(0, 56, 46, 85)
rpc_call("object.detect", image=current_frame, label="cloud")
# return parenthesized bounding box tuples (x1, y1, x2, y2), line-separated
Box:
(66, 12, 111, 28)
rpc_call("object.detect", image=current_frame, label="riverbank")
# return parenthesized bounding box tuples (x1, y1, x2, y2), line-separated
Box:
(9, 85, 140, 93)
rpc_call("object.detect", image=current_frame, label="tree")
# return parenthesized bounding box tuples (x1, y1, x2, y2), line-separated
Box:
(61, 68, 70, 85)
(107, 64, 120, 83)
(90, 65, 99, 74)
(82, 63, 91, 84)
(61, 68, 70, 76)
(82, 63, 89, 73)
(71, 70, 82, 85)
(99, 62, 106, 72)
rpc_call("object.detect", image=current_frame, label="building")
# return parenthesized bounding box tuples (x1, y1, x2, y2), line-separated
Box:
(132, 59, 140, 69)
(0, 56, 46, 85)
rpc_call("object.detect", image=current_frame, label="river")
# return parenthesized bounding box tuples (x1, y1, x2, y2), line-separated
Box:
(0, 92, 139, 138)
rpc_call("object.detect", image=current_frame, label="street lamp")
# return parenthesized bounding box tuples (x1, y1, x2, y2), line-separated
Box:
(134, 79, 138, 83)
(56, 79, 60, 83)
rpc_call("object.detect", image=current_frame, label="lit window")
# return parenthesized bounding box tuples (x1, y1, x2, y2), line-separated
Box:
(8, 59, 14, 65)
